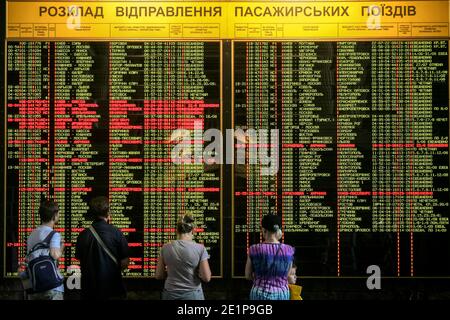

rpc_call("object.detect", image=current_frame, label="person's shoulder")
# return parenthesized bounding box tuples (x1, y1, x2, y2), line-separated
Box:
(193, 242, 206, 250)
(52, 230, 62, 239)
(31, 226, 54, 239)
(248, 243, 262, 253)
(44, 227, 61, 240)
(282, 243, 295, 254)
(27, 227, 40, 245)
(76, 228, 91, 240)
(109, 224, 122, 233)
(161, 241, 173, 250)
(100, 222, 122, 236)
(27, 226, 40, 238)
(105, 224, 127, 242)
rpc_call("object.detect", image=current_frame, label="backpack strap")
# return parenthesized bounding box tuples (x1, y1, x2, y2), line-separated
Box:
(29, 230, 56, 254)
(42, 230, 56, 245)
(89, 226, 119, 266)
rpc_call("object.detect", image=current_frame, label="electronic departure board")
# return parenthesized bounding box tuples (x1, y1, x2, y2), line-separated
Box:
(5, 41, 222, 277)
(3, 0, 450, 279)
(233, 41, 449, 277)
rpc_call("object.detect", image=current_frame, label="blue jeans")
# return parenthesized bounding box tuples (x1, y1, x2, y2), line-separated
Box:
(28, 289, 64, 300)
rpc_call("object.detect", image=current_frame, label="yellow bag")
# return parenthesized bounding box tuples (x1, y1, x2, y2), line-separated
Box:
(289, 284, 303, 300)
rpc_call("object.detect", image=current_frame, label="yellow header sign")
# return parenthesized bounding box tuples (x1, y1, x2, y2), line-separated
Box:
(6, 1, 450, 39)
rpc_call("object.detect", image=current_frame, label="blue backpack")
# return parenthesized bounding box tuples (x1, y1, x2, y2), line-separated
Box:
(26, 231, 64, 293)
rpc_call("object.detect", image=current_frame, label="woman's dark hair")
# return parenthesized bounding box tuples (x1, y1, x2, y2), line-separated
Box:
(90, 196, 110, 218)
(39, 200, 59, 223)
(177, 214, 195, 234)
(261, 214, 282, 233)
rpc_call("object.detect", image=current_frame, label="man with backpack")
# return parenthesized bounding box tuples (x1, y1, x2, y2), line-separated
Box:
(76, 196, 129, 300)
(25, 200, 64, 300)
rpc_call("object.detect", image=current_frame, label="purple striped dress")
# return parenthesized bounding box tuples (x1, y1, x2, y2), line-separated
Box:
(249, 243, 295, 300)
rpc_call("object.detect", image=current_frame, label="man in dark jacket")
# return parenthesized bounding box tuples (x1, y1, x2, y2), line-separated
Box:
(76, 196, 129, 300)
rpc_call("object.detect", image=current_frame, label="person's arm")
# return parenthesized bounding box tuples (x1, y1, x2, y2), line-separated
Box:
(155, 254, 167, 280)
(49, 232, 63, 260)
(50, 247, 63, 260)
(245, 256, 253, 281)
(117, 230, 130, 270)
(198, 259, 211, 283)
(120, 257, 129, 270)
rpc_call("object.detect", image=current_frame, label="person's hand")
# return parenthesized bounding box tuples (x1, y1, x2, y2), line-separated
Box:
(17, 262, 27, 276)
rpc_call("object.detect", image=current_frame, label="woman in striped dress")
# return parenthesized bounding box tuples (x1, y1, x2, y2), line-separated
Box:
(245, 214, 295, 300)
